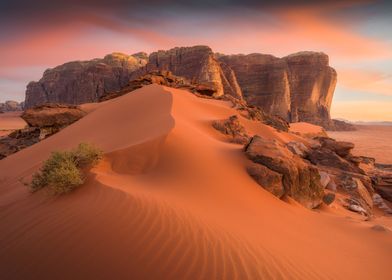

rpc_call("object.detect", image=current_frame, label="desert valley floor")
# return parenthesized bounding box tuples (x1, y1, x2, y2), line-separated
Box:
(0, 85, 392, 279)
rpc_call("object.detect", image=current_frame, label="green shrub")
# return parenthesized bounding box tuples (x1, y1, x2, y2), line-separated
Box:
(30, 143, 102, 195)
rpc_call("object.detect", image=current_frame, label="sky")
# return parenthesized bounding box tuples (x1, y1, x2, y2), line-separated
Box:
(0, 0, 391, 121)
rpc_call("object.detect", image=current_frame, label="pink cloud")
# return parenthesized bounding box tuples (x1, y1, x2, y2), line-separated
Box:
(338, 69, 392, 96)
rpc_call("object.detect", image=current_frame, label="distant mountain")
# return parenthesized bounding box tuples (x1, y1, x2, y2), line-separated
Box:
(354, 121, 392, 126)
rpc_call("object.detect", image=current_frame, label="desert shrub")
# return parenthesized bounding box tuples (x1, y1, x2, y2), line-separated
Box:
(30, 143, 102, 195)
(71, 142, 103, 168)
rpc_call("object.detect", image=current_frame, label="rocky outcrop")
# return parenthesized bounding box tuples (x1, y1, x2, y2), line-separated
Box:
(245, 135, 324, 208)
(145, 46, 243, 98)
(219, 51, 337, 128)
(22, 104, 86, 128)
(100, 70, 218, 102)
(0, 128, 41, 159)
(212, 115, 250, 144)
(301, 136, 382, 216)
(221, 95, 290, 132)
(330, 119, 357, 131)
(0, 100, 23, 112)
(24, 53, 147, 108)
(1, 104, 86, 160)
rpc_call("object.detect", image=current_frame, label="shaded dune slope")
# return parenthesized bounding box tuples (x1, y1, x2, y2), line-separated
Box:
(0, 85, 391, 280)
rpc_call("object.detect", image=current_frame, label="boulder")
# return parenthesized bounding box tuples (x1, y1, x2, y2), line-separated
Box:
(315, 137, 354, 157)
(339, 176, 373, 214)
(245, 135, 324, 208)
(212, 115, 250, 144)
(323, 193, 335, 205)
(247, 163, 284, 198)
(286, 141, 309, 158)
(21, 104, 86, 128)
(306, 148, 362, 173)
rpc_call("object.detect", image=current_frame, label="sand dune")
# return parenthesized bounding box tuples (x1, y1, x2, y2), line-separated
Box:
(1, 85, 392, 279)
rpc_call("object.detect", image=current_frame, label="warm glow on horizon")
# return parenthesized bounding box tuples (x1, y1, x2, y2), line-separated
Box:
(0, 0, 391, 121)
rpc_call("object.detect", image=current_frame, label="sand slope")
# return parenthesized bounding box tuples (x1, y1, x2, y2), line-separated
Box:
(1, 85, 391, 280)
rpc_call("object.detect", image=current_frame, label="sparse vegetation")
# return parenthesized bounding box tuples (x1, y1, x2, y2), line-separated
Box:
(30, 143, 102, 195)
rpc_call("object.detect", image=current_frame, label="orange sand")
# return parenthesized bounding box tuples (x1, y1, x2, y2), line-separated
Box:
(0, 85, 391, 279)
(329, 125, 392, 164)
(0, 111, 26, 136)
(289, 122, 327, 138)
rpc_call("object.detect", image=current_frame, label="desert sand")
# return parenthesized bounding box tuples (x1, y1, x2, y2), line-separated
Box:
(329, 125, 392, 164)
(0, 111, 26, 136)
(0, 84, 391, 279)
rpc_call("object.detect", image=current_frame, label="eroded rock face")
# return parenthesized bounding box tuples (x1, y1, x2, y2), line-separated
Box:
(145, 46, 243, 98)
(247, 162, 284, 198)
(218, 51, 337, 127)
(24, 46, 338, 128)
(283, 52, 337, 128)
(245, 135, 324, 208)
(219, 54, 291, 119)
(25, 53, 147, 108)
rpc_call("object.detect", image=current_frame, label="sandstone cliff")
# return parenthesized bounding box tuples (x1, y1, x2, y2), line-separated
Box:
(218, 51, 337, 127)
(24, 53, 147, 108)
(24, 46, 338, 128)
(144, 46, 243, 98)
(283, 52, 337, 127)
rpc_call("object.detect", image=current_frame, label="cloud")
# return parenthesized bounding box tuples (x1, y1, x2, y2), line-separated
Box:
(338, 68, 392, 96)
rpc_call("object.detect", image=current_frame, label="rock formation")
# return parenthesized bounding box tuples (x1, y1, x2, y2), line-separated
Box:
(22, 104, 86, 128)
(245, 135, 325, 208)
(212, 115, 250, 144)
(24, 45, 340, 129)
(218, 51, 337, 128)
(0, 104, 86, 159)
(218, 54, 291, 119)
(0, 100, 23, 112)
(24, 53, 148, 108)
(99, 70, 214, 102)
(144, 46, 243, 98)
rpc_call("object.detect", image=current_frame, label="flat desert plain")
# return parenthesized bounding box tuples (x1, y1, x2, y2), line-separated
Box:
(0, 112, 26, 136)
(329, 125, 392, 164)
